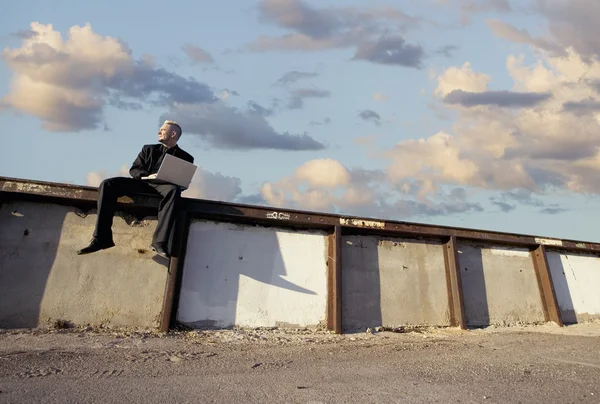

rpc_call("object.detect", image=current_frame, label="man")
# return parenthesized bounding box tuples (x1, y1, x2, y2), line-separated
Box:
(77, 120, 194, 258)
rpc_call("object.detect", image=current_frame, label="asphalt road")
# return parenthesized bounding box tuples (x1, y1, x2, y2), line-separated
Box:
(0, 324, 599, 403)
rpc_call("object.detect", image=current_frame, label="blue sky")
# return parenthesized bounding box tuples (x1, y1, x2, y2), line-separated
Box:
(2, 0, 600, 242)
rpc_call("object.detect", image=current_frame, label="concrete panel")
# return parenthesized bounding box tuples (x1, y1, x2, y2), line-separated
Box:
(341, 235, 450, 331)
(177, 220, 328, 329)
(458, 245, 545, 326)
(0, 201, 167, 329)
(546, 251, 600, 323)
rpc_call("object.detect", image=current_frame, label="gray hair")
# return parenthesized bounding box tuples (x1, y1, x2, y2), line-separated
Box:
(164, 120, 182, 139)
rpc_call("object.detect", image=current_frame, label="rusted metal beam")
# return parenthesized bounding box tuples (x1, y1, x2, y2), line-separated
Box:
(531, 245, 563, 326)
(181, 201, 600, 253)
(159, 211, 190, 332)
(327, 225, 342, 334)
(3, 176, 600, 254)
(0, 177, 160, 208)
(443, 236, 467, 329)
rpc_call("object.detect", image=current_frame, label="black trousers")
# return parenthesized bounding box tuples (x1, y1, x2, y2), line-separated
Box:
(93, 177, 182, 253)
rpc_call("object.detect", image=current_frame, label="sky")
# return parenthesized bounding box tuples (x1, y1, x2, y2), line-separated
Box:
(2, 0, 600, 242)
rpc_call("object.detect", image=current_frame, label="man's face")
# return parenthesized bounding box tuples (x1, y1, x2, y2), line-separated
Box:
(158, 124, 174, 143)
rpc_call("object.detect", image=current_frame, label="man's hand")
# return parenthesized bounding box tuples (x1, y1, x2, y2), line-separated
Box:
(142, 173, 157, 180)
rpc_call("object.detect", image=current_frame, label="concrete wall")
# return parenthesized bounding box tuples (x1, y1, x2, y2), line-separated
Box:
(0, 201, 168, 329)
(341, 235, 450, 331)
(457, 244, 545, 326)
(546, 251, 600, 323)
(177, 220, 328, 329)
(2, 182, 597, 333)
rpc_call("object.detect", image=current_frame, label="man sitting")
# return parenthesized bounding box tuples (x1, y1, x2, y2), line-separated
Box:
(77, 120, 194, 258)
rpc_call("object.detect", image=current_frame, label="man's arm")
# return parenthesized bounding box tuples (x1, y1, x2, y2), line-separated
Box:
(129, 146, 150, 179)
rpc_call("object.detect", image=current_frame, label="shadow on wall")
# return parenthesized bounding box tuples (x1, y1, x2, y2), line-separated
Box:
(176, 220, 326, 329)
(0, 201, 65, 328)
(340, 234, 382, 332)
(341, 234, 452, 332)
(456, 246, 490, 327)
(0, 196, 172, 330)
(545, 251, 600, 324)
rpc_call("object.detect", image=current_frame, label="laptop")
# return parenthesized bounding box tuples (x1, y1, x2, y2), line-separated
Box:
(141, 153, 197, 189)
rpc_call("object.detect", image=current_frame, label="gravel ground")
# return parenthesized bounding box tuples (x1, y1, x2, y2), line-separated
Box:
(0, 322, 599, 403)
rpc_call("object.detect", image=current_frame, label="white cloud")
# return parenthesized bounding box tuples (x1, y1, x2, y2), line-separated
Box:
(1, 22, 214, 132)
(260, 46, 600, 219)
(411, 49, 600, 196)
(259, 158, 482, 217)
(182, 168, 242, 201)
(2, 22, 325, 151)
(434, 62, 491, 97)
(85, 165, 130, 187)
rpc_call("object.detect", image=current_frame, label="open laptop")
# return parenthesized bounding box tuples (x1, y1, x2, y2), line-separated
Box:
(141, 153, 197, 189)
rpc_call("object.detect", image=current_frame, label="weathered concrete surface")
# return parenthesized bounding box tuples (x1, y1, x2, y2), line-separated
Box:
(341, 235, 450, 331)
(547, 251, 600, 323)
(1, 324, 599, 404)
(177, 220, 328, 329)
(0, 201, 167, 329)
(458, 244, 545, 326)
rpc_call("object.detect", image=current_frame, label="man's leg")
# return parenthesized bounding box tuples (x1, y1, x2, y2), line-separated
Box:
(78, 177, 154, 255)
(147, 183, 182, 257)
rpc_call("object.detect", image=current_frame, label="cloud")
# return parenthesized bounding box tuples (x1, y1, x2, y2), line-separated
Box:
(85, 165, 243, 202)
(434, 62, 491, 97)
(247, 100, 274, 117)
(486, 19, 565, 56)
(534, 0, 600, 62)
(562, 99, 600, 116)
(274, 70, 318, 86)
(446, 0, 513, 25)
(287, 88, 331, 109)
(183, 168, 243, 201)
(310, 117, 331, 126)
(247, 0, 423, 67)
(218, 88, 240, 101)
(10, 29, 38, 40)
(358, 109, 381, 126)
(1, 22, 216, 131)
(498, 189, 545, 207)
(373, 92, 388, 102)
(353, 134, 378, 146)
(206, 10, 600, 219)
(259, 158, 484, 218)
(161, 102, 325, 151)
(182, 44, 214, 64)
(85, 165, 130, 187)
(436, 45, 460, 58)
(384, 48, 600, 201)
(486, 1, 600, 62)
(491, 200, 517, 212)
(443, 89, 552, 107)
(257, 0, 338, 39)
(540, 206, 567, 215)
(352, 36, 425, 68)
(1, 22, 325, 151)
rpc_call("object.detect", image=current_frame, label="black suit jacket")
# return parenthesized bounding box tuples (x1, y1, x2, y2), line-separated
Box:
(129, 144, 195, 180)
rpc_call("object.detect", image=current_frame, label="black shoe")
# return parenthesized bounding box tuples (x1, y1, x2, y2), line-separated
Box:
(150, 243, 170, 258)
(77, 238, 115, 255)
